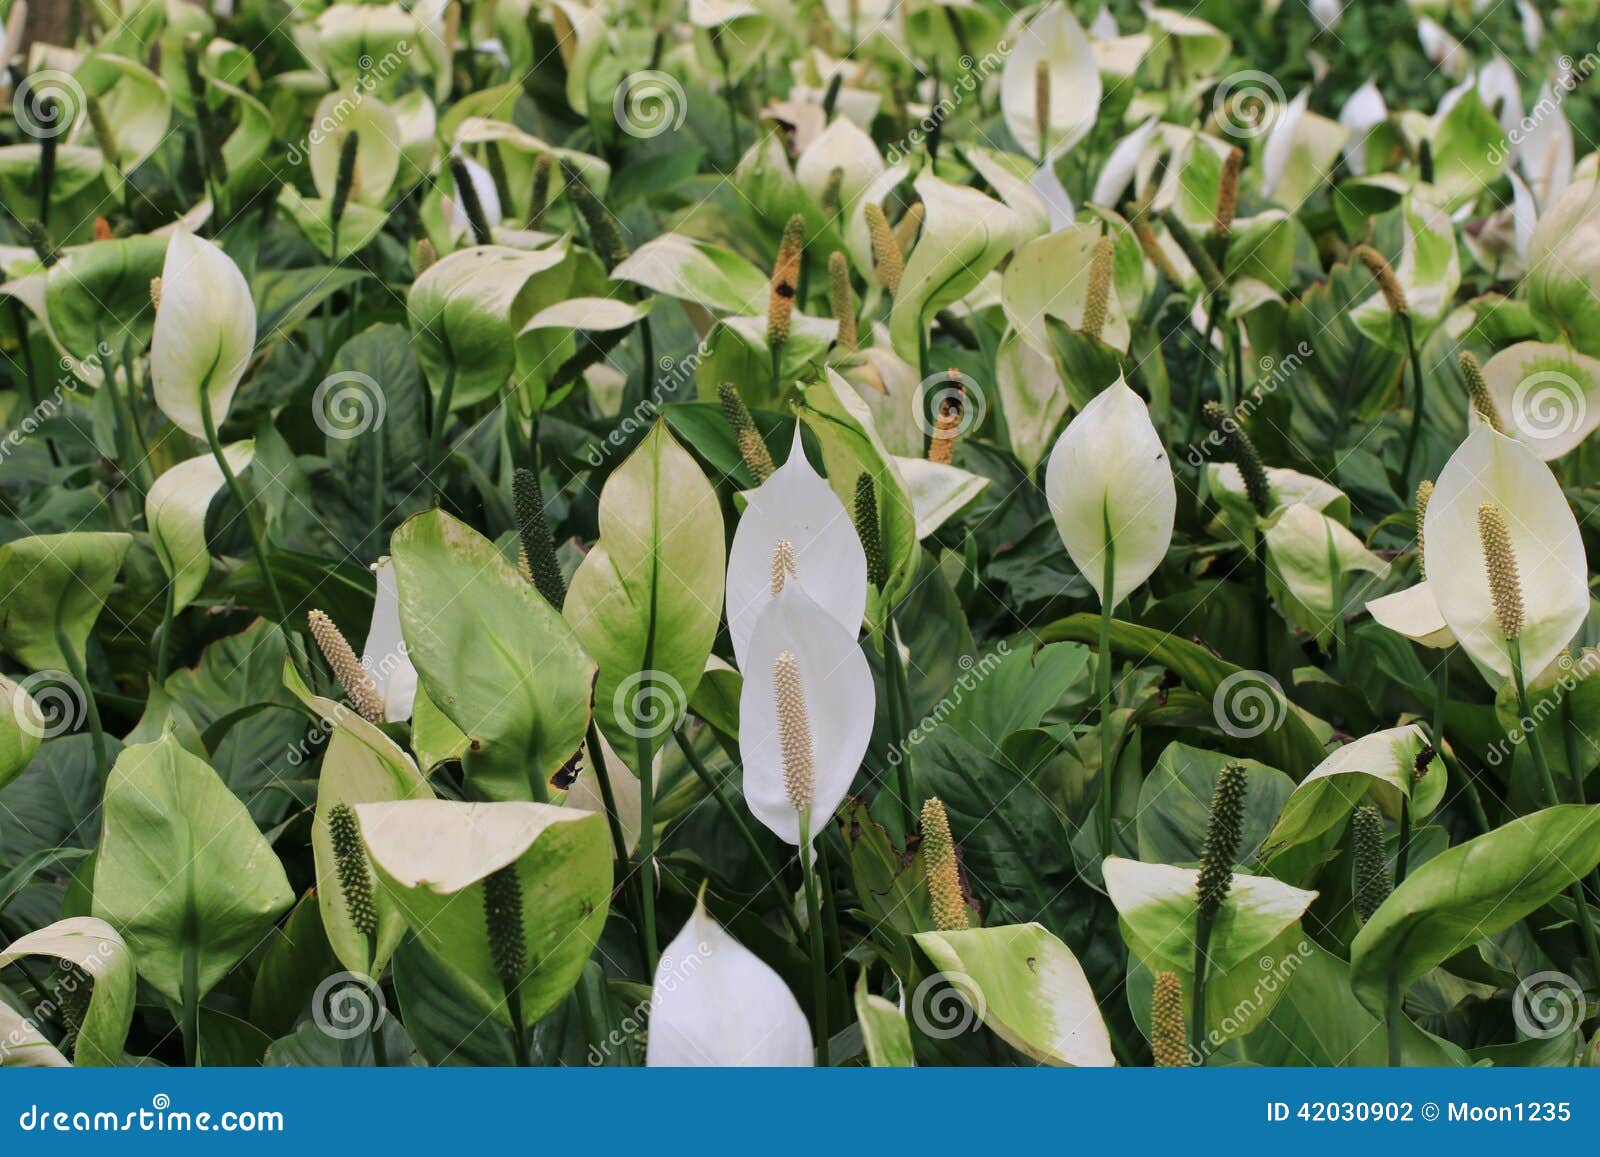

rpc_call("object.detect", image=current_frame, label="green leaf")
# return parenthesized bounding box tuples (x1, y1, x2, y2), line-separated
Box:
(1262, 725, 1445, 861)
(44, 235, 166, 362)
(91, 732, 294, 1005)
(283, 662, 432, 977)
(355, 799, 612, 1027)
(0, 916, 136, 1066)
(0, 674, 42, 791)
(1037, 614, 1328, 776)
(407, 243, 572, 411)
(854, 971, 915, 1066)
(565, 422, 724, 765)
(1136, 743, 1293, 866)
(0, 532, 132, 670)
(1105, 855, 1317, 1046)
(248, 891, 340, 1042)
(915, 923, 1115, 1066)
(391, 509, 595, 800)
(611, 233, 769, 314)
(1350, 805, 1600, 1016)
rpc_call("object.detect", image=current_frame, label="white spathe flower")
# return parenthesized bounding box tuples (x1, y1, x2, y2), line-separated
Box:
(1001, 1, 1101, 162)
(1260, 88, 1348, 206)
(1517, 0, 1543, 51)
(738, 582, 874, 848)
(1338, 81, 1386, 175)
(448, 154, 503, 238)
(646, 893, 812, 1066)
(151, 227, 257, 439)
(794, 117, 884, 215)
(1417, 17, 1468, 79)
(1526, 177, 1600, 355)
(1518, 83, 1573, 208)
(726, 430, 867, 670)
(1423, 426, 1588, 682)
(1309, 0, 1342, 32)
(362, 556, 419, 723)
(1366, 581, 1455, 648)
(1475, 341, 1600, 460)
(1044, 379, 1175, 608)
(1091, 116, 1161, 208)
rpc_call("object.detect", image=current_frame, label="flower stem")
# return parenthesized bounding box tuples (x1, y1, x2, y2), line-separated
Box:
(199, 379, 288, 626)
(56, 627, 106, 784)
(427, 362, 457, 503)
(1399, 314, 1426, 489)
(673, 727, 805, 940)
(882, 615, 917, 837)
(798, 811, 830, 1066)
(1189, 908, 1213, 1063)
(587, 721, 651, 967)
(1096, 533, 1117, 856)
(635, 727, 659, 978)
(155, 580, 176, 683)
(1511, 640, 1600, 969)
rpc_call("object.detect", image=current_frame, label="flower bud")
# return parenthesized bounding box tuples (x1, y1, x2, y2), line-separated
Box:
(774, 650, 815, 814)
(865, 202, 904, 294)
(513, 467, 566, 609)
(920, 796, 969, 931)
(1476, 500, 1524, 641)
(308, 609, 385, 724)
(328, 802, 378, 939)
(1196, 763, 1247, 920)
(1151, 971, 1188, 1066)
(1352, 804, 1390, 923)
(718, 382, 775, 481)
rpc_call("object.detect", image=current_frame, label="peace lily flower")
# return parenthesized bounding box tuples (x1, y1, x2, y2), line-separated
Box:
(1045, 378, 1175, 609)
(446, 153, 503, 242)
(1526, 178, 1600, 355)
(646, 892, 811, 1066)
(1423, 425, 1588, 683)
(1470, 341, 1600, 460)
(795, 118, 884, 216)
(1416, 17, 1468, 79)
(726, 430, 868, 670)
(151, 227, 256, 439)
(1518, 83, 1573, 209)
(1338, 81, 1387, 175)
(738, 566, 874, 848)
(889, 173, 1025, 365)
(1001, 2, 1100, 163)
(361, 556, 419, 723)
(1260, 89, 1349, 207)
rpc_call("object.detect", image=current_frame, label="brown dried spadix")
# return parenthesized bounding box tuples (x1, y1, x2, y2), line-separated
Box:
(768, 214, 806, 351)
(1151, 971, 1188, 1067)
(1477, 500, 1523, 641)
(1215, 147, 1243, 240)
(1355, 245, 1408, 318)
